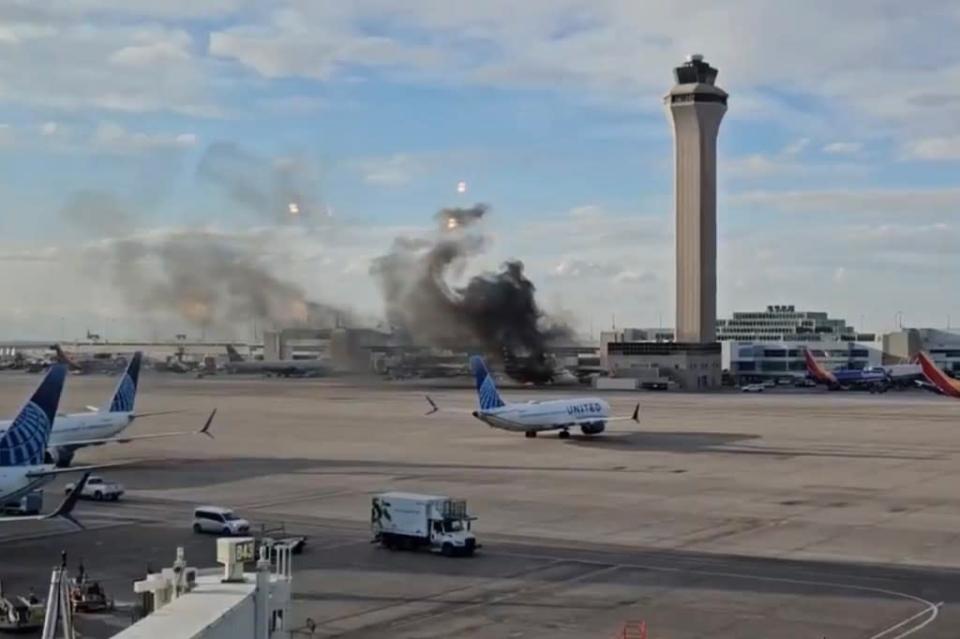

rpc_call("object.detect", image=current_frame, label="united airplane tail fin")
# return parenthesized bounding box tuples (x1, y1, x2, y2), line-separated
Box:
(0, 364, 67, 467)
(226, 345, 245, 363)
(470, 356, 505, 410)
(106, 351, 141, 413)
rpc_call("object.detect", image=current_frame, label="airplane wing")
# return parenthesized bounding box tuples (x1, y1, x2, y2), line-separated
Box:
(26, 461, 134, 478)
(0, 472, 89, 529)
(424, 395, 475, 416)
(56, 409, 216, 447)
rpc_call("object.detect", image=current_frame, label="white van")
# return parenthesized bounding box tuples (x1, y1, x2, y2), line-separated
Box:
(192, 506, 251, 536)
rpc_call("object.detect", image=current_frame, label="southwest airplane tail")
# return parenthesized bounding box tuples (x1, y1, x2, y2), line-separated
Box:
(916, 352, 960, 398)
(106, 351, 141, 413)
(0, 365, 67, 467)
(470, 356, 505, 410)
(803, 348, 836, 385)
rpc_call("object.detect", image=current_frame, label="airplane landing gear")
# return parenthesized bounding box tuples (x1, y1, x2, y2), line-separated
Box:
(558, 430, 571, 439)
(524, 431, 537, 438)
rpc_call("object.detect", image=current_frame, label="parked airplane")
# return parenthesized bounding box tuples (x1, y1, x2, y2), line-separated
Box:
(803, 348, 890, 392)
(0, 365, 78, 503)
(426, 356, 638, 438)
(916, 352, 960, 398)
(225, 345, 331, 377)
(52, 344, 126, 375)
(0, 352, 216, 467)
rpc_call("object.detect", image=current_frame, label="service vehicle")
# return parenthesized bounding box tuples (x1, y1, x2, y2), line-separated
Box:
(0, 586, 44, 632)
(371, 492, 477, 556)
(1, 491, 42, 516)
(64, 476, 124, 501)
(192, 506, 251, 536)
(740, 383, 765, 393)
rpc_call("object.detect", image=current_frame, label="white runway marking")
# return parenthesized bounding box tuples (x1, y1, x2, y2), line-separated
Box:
(869, 601, 941, 639)
(496, 549, 943, 638)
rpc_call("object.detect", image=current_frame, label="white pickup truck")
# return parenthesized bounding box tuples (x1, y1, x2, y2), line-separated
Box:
(65, 476, 124, 501)
(371, 492, 477, 556)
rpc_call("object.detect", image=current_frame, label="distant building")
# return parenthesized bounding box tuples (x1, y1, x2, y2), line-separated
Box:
(717, 305, 874, 342)
(600, 332, 720, 389)
(884, 328, 960, 373)
(724, 340, 882, 383)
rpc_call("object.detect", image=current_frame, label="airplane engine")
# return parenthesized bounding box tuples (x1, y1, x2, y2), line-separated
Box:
(580, 421, 606, 435)
(45, 446, 75, 468)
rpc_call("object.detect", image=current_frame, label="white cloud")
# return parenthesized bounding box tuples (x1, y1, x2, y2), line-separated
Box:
(258, 95, 328, 114)
(822, 141, 862, 155)
(92, 122, 198, 154)
(732, 187, 960, 214)
(204, 2, 960, 140)
(350, 153, 427, 187)
(903, 136, 960, 160)
(108, 31, 192, 67)
(782, 138, 810, 155)
(40, 121, 59, 136)
(0, 20, 217, 116)
(725, 153, 798, 178)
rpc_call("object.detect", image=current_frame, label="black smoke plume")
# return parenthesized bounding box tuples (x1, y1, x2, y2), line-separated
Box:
(93, 230, 345, 335)
(372, 204, 571, 382)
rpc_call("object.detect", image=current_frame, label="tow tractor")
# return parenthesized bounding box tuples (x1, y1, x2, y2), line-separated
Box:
(0, 582, 44, 633)
(69, 566, 114, 613)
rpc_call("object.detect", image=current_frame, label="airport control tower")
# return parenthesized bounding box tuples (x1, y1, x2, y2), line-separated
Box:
(666, 54, 727, 343)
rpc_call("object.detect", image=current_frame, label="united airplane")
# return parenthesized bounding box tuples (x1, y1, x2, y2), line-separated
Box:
(427, 356, 638, 438)
(0, 352, 215, 467)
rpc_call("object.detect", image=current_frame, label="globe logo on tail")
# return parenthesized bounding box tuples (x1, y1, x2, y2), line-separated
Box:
(0, 402, 51, 466)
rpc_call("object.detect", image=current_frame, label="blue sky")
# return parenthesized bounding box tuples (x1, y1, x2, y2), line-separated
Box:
(1, 1, 959, 339)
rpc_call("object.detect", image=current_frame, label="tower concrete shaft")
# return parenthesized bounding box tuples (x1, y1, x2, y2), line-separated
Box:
(666, 55, 727, 343)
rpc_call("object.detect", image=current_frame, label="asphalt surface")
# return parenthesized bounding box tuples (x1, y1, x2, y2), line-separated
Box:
(0, 372, 958, 637)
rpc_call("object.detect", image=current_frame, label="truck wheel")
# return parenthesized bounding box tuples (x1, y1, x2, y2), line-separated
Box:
(558, 430, 571, 439)
(524, 431, 537, 438)
(441, 543, 453, 557)
(94, 491, 103, 501)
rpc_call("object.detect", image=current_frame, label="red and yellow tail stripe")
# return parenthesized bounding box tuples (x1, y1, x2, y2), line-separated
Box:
(917, 352, 960, 398)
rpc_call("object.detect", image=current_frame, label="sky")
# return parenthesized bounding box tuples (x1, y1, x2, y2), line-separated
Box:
(1, 0, 959, 341)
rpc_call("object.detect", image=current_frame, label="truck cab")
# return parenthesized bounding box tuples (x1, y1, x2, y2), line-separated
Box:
(428, 510, 475, 555)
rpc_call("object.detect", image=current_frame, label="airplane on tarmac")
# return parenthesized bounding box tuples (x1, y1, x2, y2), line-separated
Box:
(225, 345, 331, 377)
(426, 355, 639, 438)
(916, 352, 960, 398)
(0, 352, 216, 467)
(0, 366, 96, 506)
(803, 348, 890, 392)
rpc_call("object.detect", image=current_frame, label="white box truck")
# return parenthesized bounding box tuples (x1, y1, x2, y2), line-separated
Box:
(371, 492, 477, 556)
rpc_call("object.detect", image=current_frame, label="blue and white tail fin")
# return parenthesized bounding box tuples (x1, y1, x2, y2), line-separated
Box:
(0, 364, 67, 467)
(470, 356, 505, 411)
(106, 352, 141, 413)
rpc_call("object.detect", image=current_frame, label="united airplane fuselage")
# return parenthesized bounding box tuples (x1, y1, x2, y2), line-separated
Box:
(474, 398, 611, 433)
(0, 412, 133, 448)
